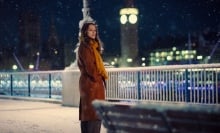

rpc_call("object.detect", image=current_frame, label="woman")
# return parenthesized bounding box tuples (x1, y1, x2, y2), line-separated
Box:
(77, 22, 108, 133)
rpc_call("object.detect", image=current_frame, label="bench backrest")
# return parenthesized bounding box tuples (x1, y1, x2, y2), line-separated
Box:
(92, 100, 220, 133)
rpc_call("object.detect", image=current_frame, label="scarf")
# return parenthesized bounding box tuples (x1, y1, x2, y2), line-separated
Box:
(90, 40, 108, 79)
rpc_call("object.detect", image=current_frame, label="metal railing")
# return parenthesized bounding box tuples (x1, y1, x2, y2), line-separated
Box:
(0, 71, 62, 99)
(0, 63, 220, 104)
(106, 64, 220, 104)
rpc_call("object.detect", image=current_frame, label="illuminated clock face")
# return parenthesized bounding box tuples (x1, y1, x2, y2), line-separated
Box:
(128, 14, 137, 24)
(120, 14, 127, 24)
(120, 8, 138, 24)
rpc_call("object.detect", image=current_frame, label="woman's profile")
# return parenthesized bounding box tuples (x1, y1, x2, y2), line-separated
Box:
(77, 22, 108, 133)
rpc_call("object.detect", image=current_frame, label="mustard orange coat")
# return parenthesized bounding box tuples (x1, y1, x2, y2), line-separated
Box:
(77, 42, 105, 121)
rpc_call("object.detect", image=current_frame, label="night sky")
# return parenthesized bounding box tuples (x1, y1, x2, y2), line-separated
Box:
(0, 0, 220, 55)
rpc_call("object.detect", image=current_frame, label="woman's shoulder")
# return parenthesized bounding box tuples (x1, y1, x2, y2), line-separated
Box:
(78, 42, 91, 52)
(79, 42, 87, 49)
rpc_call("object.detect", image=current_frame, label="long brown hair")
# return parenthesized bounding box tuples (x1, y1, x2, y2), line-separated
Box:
(80, 22, 103, 53)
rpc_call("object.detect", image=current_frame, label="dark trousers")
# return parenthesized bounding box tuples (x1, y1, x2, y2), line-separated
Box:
(80, 120, 101, 133)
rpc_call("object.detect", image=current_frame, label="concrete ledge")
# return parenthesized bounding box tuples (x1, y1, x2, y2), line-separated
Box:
(0, 95, 61, 104)
(62, 70, 80, 107)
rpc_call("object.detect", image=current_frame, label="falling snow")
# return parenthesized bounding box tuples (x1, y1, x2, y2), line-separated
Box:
(0, 0, 219, 55)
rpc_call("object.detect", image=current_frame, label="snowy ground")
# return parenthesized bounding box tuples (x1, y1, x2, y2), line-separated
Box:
(0, 98, 106, 133)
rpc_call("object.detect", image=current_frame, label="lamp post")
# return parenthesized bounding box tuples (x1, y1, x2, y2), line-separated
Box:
(35, 52, 40, 70)
(66, 0, 95, 69)
(62, 0, 95, 106)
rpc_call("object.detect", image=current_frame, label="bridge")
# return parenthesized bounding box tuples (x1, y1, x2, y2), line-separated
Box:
(0, 63, 219, 106)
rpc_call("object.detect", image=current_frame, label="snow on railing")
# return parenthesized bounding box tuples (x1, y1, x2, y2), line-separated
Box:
(0, 63, 220, 104)
(106, 63, 220, 104)
(0, 71, 62, 99)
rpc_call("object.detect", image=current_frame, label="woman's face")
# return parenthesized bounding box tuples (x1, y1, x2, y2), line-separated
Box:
(87, 24, 97, 39)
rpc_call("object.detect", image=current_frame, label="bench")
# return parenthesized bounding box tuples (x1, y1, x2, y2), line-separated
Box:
(92, 100, 220, 133)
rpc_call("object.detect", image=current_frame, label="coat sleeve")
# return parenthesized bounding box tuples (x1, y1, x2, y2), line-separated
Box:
(78, 44, 98, 81)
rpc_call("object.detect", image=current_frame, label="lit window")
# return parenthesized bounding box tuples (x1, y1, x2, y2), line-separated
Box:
(197, 56, 203, 60)
(176, 51, 180, 55)
(184, 55, 189, 59)
(127, 58, 133, 62)
(167, 56, 173, 61)
(155, 52, 160, 57)
(161, 52, 167, 57)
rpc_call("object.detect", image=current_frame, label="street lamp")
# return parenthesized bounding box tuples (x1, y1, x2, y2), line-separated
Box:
(35, 52, 40, 70)
(12, 65, 18, 71)
(66, 0, 95, 69)
(29, 64, 34, 70)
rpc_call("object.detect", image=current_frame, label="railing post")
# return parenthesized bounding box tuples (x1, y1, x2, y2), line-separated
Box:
(28, 74, 31, 97)
(137, 71, 141, 100)
(185, 69, 190, 102)
(49, 73, 51, 98)
(10, 74, 13, 96)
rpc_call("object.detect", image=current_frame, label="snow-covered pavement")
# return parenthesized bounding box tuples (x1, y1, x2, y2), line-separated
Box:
(0, 98, 106, 133)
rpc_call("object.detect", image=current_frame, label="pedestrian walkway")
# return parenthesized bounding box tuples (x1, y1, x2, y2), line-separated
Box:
(0, 97, 107, 133)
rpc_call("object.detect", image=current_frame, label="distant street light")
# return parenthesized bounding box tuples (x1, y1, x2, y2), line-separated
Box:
(35, 52, 40, 70)
(12, 65, 18, 71)
(29, 64, 34, 70)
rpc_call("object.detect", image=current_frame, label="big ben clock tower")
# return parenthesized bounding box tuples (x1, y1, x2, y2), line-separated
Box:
(120, 0, 139, 67)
